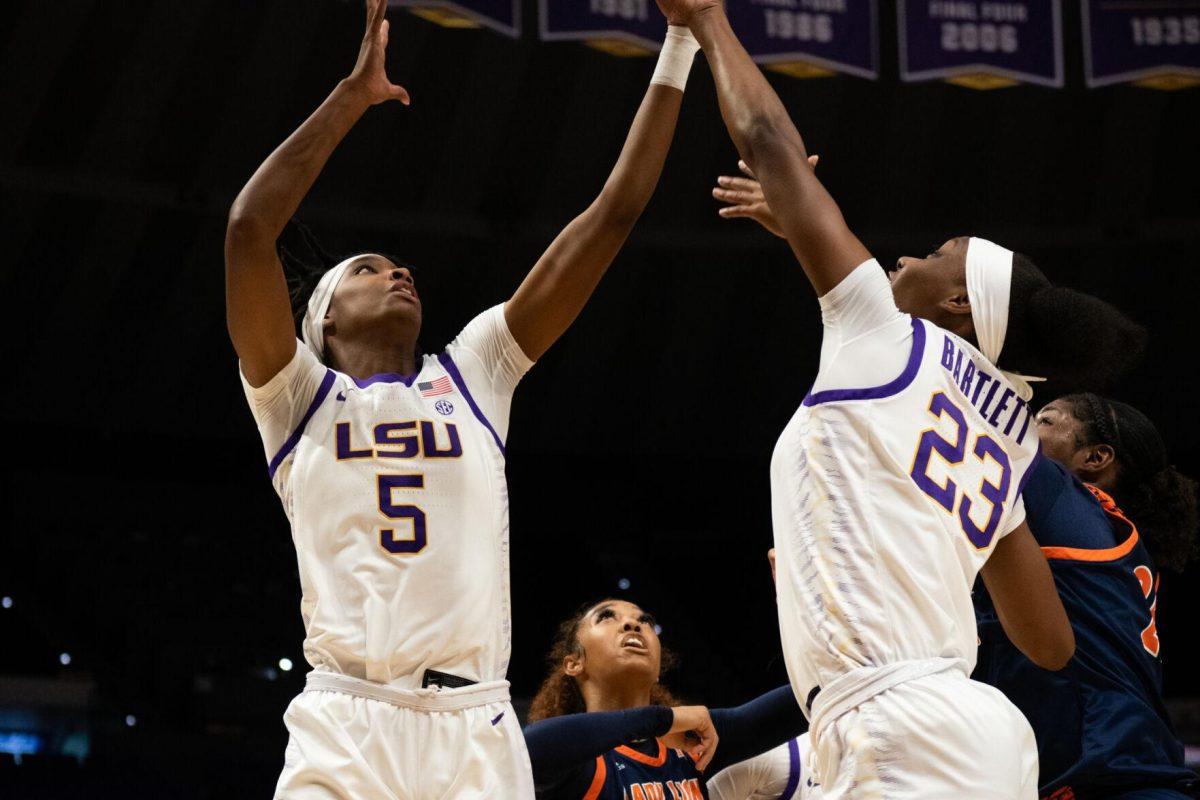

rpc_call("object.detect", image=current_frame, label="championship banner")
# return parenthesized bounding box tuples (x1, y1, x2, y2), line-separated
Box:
(539, 0, 667, 56)
(727, 0, 878, 79)
(898, 0, 1063, 89)
(1083, 1, 1200, 90)
(390, 0, 520, 38)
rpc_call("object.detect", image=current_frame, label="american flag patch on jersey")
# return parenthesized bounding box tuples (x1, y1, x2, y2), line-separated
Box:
(418, 376, 453, 397)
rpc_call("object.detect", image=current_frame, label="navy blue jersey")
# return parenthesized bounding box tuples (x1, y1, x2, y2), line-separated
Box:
(526, 687, 805, 800)
(577, 739, 705, 800)
(974, 458, 1196, 799)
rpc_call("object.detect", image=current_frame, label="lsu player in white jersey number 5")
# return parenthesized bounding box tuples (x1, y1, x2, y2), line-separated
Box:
(667, 1, 1145, 797)
(224, 1, 701, 797)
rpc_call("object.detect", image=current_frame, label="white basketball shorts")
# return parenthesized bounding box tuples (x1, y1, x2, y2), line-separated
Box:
(808, 671, 1037, 799)
(274, 672, 535, 799)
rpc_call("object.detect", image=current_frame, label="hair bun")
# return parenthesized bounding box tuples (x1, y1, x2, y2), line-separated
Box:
(1020, 286, 1146, 390)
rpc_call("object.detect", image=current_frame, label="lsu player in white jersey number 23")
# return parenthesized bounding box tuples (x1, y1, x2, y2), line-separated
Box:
(666, 0, 1142, 795)
(225, 0, 703, 797)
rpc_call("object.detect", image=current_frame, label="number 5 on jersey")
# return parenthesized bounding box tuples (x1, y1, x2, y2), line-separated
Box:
(910, 391, 1013, 549)
(378, 474, 427, 554)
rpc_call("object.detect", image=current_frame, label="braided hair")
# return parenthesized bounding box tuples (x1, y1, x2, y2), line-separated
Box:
(276, 218, 341, 333)
(277, 218, 418, 337)
(527, 599, 681, 723)
(1062, 394, 1198, 571)
(999, 255, 1147, 391)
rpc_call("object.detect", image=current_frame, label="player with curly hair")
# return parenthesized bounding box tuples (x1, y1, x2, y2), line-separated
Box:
(524, 595, 808, 799)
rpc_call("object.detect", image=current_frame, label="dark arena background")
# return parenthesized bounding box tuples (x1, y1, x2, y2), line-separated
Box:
(2, 1, 1199, 797)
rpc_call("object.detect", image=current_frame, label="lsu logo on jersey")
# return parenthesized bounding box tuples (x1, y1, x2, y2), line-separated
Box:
(334, 420, 463, 460)
(333, 419, 464, 557)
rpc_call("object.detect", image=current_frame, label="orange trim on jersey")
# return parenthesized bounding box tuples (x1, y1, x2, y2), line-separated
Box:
(680, 744, 706, 773)
(582, 755, 607, 800)
(615, 739, 667, 767)
(1042, 786, 1075, 800)
(1040, 484, 1140, 562)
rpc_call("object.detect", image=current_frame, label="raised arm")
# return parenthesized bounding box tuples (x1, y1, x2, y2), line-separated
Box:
(503, 11, 697, 361)
(981, 521, 1075, 671)
(668, 0, 868, 296)
(225, 0, 408, 387)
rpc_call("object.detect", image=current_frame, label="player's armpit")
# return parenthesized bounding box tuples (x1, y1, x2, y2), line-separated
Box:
(981, 521, 1075, 671)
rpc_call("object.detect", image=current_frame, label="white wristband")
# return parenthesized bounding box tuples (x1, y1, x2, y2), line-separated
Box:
(650, 26, 700, 92)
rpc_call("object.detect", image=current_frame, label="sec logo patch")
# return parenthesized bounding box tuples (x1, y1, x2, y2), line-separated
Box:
(435, 399, 454, 416)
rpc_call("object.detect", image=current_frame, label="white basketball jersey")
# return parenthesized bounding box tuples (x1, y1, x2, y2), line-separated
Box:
(241, 304, 533, 687)
(770, 261, 1040, 714)
(708, 737, 807, 800)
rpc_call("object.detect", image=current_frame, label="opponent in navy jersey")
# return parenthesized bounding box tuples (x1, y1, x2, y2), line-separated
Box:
(577, 737, 707, 800)
(226, 1, 699, 795)
(523, 599, 807, 800)
(975, 395, 1198, 799)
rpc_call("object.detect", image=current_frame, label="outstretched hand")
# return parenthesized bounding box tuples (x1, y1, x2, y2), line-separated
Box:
(346, 0, 410, 106)
(712, 156, 818, 238)
(656, 0, 722, 26)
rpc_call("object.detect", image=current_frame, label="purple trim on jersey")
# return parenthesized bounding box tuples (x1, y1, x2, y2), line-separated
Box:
(1016, 445, 1043, 500)
(345, 347, 425, 388)
(351, 371, 420, 388)
(267, 369, 337, 479)
(802, 317, 926, 406)
(779, 737, 802, 800)
(436, 351, 505, 457)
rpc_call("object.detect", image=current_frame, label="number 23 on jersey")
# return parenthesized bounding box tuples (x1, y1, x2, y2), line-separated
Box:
(910, 391, 1013, 550)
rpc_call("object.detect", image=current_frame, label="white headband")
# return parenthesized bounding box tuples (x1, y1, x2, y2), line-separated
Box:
(965, 237, 1044, 400)
(301, 254, 382, 361)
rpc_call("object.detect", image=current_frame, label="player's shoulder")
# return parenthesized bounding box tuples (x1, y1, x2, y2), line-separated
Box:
(444, 304, 508, 352)
(1029, 463, 1127, 556)
(241, 338, 328, 402)
(1022, 457, 1077, 517)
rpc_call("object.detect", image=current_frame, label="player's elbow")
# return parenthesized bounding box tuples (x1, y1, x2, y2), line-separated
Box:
(740, 112, 794, 167)
(225, 199, 274, 249)
(1026, 626, 1076, 672)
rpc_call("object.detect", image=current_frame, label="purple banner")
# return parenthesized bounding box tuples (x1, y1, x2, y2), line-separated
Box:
(727, 0, 878, 79)
(539, 0, 667, 52)
(391, 0, 520, 38)
(1084, 1, 1200, 88)
(898, 0, 1063, 88)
